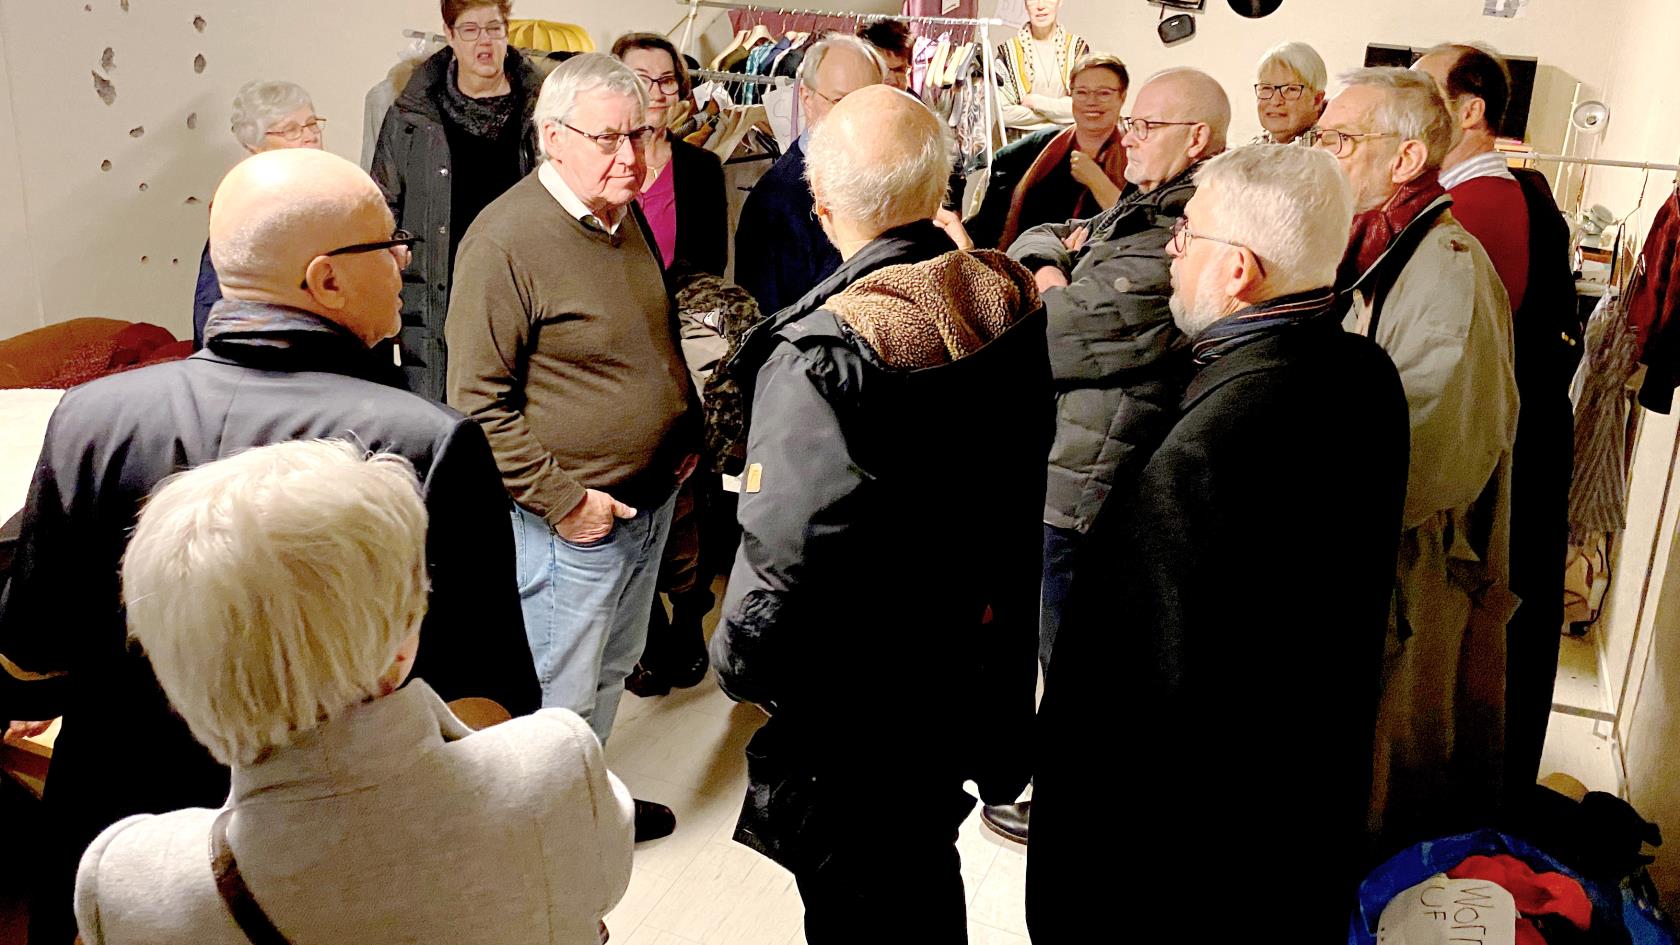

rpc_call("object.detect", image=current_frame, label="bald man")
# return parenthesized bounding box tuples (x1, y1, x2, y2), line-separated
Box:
(986, 67, 1229, 842)
(0, 148, 537, 945)
(711, 86, 1051, 944)
(733, 35, 886, 316)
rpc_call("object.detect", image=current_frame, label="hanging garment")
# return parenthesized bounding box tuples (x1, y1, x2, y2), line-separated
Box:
(1568, 294, 1640, 542)
(1627, 191, 1680, 411)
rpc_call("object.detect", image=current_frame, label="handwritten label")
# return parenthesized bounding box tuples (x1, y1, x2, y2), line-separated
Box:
(1377, 875, 1515, 945)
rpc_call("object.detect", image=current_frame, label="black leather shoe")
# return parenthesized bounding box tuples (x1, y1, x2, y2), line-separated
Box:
(634, 799, 677, 843)
(981, 801, 1029, 844)
(624, 663, 673, 698)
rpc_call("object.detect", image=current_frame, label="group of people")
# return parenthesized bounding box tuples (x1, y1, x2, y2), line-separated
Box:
(0, 0, 1578, 940)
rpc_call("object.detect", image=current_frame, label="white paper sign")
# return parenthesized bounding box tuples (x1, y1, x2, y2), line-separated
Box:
(1483, 0, 1527, 17)
(1377, 875, 1517, 945)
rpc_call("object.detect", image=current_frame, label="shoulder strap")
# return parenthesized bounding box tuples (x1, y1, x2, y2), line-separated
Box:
(210, 809, 295, 945)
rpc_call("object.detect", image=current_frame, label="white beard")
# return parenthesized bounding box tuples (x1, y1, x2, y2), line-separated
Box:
(1168, 265, 1230, 338)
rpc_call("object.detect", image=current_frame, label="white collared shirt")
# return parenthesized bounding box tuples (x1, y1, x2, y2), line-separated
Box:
(538, 160, 625, 234)
(1439, 149, 1517, 190)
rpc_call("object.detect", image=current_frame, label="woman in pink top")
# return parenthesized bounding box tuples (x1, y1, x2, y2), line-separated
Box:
(614, 33, 728, 278)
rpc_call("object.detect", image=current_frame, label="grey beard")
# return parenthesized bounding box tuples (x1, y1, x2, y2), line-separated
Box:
(1168, 271, 1230, 338)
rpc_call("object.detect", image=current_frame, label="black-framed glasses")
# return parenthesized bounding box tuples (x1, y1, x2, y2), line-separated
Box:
(636, 73, 682, 95)
(563, 122, 657, 155)
(1305, 127, 1399, 158)
(450, 21, 507, 41)
(1071, 87, 1123, 103)
(1120, 116, 1199, 141)
(265, 117, 325, 142)
(298, 229, 420, 289)
(1168, 218, 1265, 275)
(1254, 83, 1308, 102)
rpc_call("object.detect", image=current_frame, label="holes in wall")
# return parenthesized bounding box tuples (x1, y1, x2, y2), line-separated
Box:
(93, 71, 116, 105)
(120, 0, 129, 10)
(128, 126, 144, 138)
(139, 255, 149, 263)
(193, 54, 206, 74)
(138, 182, 148, 192)
(101, 48, 115, 72)
(100, 159, 113, 172)
(184, 196, 201, 205)
(171, 258, 180, 265)
(186, 112, 197, 130)
(193, 15, 206, 32)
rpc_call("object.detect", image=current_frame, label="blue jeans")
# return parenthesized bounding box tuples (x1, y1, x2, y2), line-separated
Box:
(511, 490, 677, 743)
(1040, 523, 1082, 675)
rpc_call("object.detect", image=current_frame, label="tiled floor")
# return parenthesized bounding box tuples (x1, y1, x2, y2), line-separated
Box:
(601, 587, 1030, 945)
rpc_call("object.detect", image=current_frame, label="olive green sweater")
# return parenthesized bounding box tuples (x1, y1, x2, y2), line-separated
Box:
(446, 172, 696, 523)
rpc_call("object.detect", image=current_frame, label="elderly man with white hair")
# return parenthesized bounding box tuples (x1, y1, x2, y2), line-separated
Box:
(0, 147, 538, 945)
(711, 85, 1051, 944)
(1251, 40, 1328, 145)
(73, 439, 634, 945)
(194, 79, 325, 346)
(446, 52, 699, 842)
(1317, 66, 1519, 847)
(733, 34, 886, 316)
(1029, 144, 1411, 942)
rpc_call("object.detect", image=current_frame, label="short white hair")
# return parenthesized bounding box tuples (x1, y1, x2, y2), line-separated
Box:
(1193, 145, 1354, 295)
(1256, 41, 1328, 92)
(123, 439, 429, 767)
(534, 51, 647, 137)
(805, 92, 951, 233)
(798, 34, 887, 91)
(229, 80, 314, 150)
(1336, 67, 1457, 172)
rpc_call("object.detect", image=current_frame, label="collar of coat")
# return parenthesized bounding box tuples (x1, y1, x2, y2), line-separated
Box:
(198, 299, 398, 383)
(1083, 159, 1202, 244)
(1337, 193, 1455, 298)
(395, 45, 541, 126)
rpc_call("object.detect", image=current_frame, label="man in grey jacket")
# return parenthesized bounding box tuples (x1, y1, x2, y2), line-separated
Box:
(983, 67, 1229, 842)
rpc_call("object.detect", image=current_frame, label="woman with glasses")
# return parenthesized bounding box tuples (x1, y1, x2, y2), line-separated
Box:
(1251, 41, 1328, 145)
(968, 54, 1129, 250)
(193, 80, 325, 348)
(612, 33, 727, 279)
(370, 0, 542, 401)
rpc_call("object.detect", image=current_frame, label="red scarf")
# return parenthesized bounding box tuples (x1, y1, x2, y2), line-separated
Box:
(997, 126, 1127, 250)
(1340, 176, 1447, 282)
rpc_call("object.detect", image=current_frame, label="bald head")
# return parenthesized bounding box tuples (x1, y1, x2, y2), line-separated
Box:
(209, 149, 401, 344)
(1122, 68, 1231, 192)
(806, 86, 950, 251)
(1143, 68, 1232, 149)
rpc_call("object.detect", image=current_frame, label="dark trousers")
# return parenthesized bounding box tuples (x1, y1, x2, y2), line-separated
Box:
(1040, 523, 1083, 674)
(793, 785, 973, 944)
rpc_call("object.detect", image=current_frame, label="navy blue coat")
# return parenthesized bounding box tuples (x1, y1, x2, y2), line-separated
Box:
(732, 139, 841, 318)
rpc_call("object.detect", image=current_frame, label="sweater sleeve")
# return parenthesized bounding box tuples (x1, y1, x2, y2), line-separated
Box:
(444, 232, 589, 525)
(537, 711, 634, 922)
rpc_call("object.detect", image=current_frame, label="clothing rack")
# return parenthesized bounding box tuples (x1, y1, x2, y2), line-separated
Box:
(1506, 152, 1680, 174)
(692, 67, 786, 86)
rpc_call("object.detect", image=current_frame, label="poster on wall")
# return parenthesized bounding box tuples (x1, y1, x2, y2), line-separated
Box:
(1483, 0, 1527, 17)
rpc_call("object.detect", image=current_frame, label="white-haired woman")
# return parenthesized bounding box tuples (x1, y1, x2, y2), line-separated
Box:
(1252, 41, 1328, 145)
(193, 79, 324, 347)
(74, 439, 634, 945)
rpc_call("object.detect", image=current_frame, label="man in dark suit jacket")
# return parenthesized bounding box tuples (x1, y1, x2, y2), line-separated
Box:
(732, 35, 884, 316)
(1029, 145, 1412, 942)
(0, 149, 537, 945)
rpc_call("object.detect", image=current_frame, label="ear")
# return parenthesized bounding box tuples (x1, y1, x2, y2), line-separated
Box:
(1390, 139, 1431, 186)
(1187, 122, 1212, 159)
(540, 120, 566, 162)
(1461, 96, 1486, 131)
(1221, 246, 1267, 303)
(303, 256, 346, 309)
(1313, 90, 1327, 113)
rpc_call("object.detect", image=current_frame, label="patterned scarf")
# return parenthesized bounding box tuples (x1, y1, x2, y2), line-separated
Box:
(1190, 287, 1339, 365)
(436, 49, 522, 141)
(1338, 176, 1447, 287)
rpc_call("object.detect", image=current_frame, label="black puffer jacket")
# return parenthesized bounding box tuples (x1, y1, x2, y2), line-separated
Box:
(710, 223, 1051, 866)
(1007, 164, 1197, 533)
(370, 47, 542, 402)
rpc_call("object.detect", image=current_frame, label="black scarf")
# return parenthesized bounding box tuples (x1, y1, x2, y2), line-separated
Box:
(436, 50, 521, 141)
(1189, 287, 1339, 365)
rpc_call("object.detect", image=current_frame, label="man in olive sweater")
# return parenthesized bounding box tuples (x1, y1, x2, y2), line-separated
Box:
(446, 54, 698, 840)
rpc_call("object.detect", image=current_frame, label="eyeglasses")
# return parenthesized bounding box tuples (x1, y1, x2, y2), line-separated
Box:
(563, 123, 657, 155)
(1168, 218, 1265, 274)
(1072, 87, 1123, 103)
(1305, 127, 1399, 158)
(807, 85, 849, 107)
(1120, 116, 1199, 141)
(265, 117, 325, 142)
(450, 21, 507, 41)
(637, 73, 683, 95)
(1254, 83, 1309, 102)
(298, 229, 420, 289)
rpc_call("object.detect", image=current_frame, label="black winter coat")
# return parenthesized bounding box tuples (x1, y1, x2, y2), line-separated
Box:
(1028, 317, 1411, 944)
(370, 47, 542, 402)
(711, 223, 1052, 864)
(666, 138, 729, 280)
(0, 301, 538, 941)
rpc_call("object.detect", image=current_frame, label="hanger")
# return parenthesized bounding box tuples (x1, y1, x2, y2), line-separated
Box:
(745, 22, 775, 48)
(712, 27, 749, 70)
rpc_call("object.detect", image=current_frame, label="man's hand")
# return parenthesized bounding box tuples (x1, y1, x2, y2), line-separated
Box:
(5, 720, 52, 745)
(556, 489, 637, 545)
(933, 207, 975, 251)
(675, 453, 700, 487)
(1061, 225, 1090, 253)
(1035, 266, 1070, 292)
